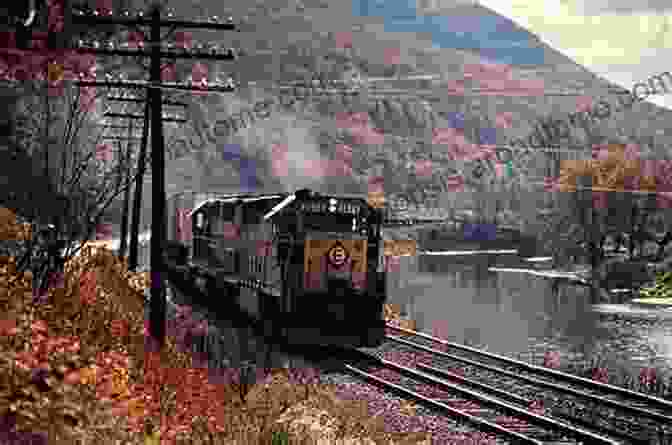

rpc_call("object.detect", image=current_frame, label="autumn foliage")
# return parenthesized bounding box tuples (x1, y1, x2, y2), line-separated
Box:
(0, 208, 430, 444)
(556, 143, 664, 194)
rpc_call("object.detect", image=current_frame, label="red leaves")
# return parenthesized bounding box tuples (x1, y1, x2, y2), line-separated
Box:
(79, 270, 97, 305)
(528, 399, 545, 415)
(190, 62, 209, 95)
(0, 318, 17, 336)
(271, 143, 289, 177)
(592, 367, 609, 384)
(495, 112, 514, 129)
(95, 144, 113, 163)
(12, 323, 80, 372)
(639, 367, 657, 388)
(335, 112, 385, 145)
(445, 175, 465, 192)
(126, 31, 145, 49)
(30, 320, 48, 335)
(414, 159, 433, 177)
(334, 31, 353, 49)
(383, 47, 401, 66)
(543, 176, 558, 192)
(174, 31, 193, 50)
(256, 240, 273, 257)
(543, 351, 561, 369)
(110, 318, 130, 339)
(175, 209, 192, 243)
(130, 351, 236, 438)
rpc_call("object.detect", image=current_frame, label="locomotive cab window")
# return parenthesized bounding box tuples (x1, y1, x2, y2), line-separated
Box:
(194, 212, 205, 230)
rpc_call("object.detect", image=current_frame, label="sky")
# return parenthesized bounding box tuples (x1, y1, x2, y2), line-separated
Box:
(478, 0, 672, 110)
(351, 0, 672, 109)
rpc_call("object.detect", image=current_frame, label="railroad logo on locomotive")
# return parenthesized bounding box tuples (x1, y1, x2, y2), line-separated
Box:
(327, 242, 349, 267)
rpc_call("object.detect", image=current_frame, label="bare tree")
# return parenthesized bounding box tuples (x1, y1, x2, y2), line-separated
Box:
(7, 79, 146, 278)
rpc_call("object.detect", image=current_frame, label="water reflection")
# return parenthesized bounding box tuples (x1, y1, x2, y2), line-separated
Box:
(387, 251, 672, 374)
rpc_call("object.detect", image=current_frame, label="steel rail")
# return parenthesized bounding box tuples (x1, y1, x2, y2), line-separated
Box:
(347, 350, 619, 444)
(414, 365, 534, 406)
(385, 324, 672, 412)
(342, 363, 543, 445)
(376, 355, 620, 445)
(413, 356, 672, 424)
(416, 362, 648, 445)
(388, 334, 672, 424)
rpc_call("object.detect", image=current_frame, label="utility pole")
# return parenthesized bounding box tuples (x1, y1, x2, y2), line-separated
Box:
(118, 118, 134, 260)
(103, 93, 187, 269)
(72, 3, 237, 347)
(148, 5, 167, 347)
(129, 98, 150, 273)
(100, 107, 186, 270)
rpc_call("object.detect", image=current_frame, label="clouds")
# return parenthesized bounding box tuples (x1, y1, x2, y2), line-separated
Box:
(570, 0, 672, 15)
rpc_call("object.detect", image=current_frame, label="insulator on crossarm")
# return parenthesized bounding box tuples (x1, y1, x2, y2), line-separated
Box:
(210, 16, 220, 24)
(122, 10, 130, 17)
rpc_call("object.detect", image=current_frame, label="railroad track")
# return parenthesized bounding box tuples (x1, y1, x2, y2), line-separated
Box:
(341, 347, 617, 444)
(367, 324, 672, 444)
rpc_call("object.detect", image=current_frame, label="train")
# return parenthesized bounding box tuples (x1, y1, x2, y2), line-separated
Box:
(165, 188, 388, 348)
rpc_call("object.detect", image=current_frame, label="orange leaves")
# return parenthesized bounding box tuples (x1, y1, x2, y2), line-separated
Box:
(557, 143, 660, 194)
(77, 366, 95, 385)
(79, 352, 132, 402)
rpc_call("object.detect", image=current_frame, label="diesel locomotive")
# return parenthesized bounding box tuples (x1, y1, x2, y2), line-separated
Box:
(166, 188, 387, 348)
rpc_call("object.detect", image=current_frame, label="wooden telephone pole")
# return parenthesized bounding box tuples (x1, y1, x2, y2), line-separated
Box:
(72, 3, 238, 347)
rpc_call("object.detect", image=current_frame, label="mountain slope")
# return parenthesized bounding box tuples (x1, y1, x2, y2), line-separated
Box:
(121, 0, 672, 226)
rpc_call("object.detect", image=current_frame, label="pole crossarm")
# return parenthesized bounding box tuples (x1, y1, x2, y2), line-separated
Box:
(101, 136, 143, 140)
(106, 95, 187, 106)
(75, 80, 235, 92)
(72, 13, 238, 31)
(104, 111, 185, 122)
(73, 46, 237, 61)
(73, 4, 242, 348)
(96, 124, 135, 129)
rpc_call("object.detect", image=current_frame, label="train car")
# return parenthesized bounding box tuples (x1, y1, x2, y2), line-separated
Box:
(167, 188, 387, 348)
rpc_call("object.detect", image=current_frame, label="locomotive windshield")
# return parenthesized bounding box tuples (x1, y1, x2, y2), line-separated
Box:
(299, 198, 368, 233)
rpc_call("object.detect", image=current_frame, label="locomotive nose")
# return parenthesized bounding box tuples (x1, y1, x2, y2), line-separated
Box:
(327, 277, 353, 297)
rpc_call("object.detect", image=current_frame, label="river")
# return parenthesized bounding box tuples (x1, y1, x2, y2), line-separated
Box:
(386, 247, 672, 387)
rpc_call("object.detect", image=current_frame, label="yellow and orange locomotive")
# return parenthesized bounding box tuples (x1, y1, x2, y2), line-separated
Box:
(167, 188, 387, 348)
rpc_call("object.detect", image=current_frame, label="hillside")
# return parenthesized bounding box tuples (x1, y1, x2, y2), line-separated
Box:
(103, 0, 672, 229)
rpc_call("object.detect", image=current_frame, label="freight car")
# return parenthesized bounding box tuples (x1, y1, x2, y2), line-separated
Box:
(166, 188, 387, 348)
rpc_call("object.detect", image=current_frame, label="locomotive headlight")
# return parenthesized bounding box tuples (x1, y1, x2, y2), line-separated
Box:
(329, 198, 337, 213)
